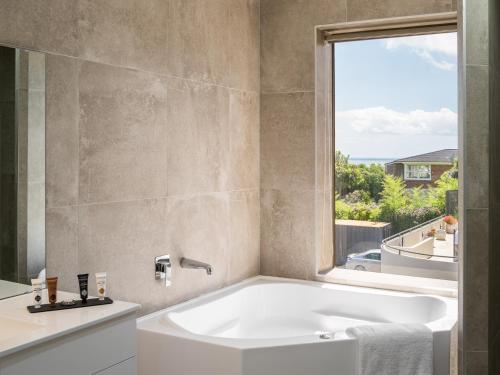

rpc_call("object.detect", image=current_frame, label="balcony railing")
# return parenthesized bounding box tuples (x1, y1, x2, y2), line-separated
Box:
(382, 214, 458, 262)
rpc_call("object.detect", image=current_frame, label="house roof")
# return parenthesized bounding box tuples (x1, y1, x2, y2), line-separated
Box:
(386, 149, 458, 165)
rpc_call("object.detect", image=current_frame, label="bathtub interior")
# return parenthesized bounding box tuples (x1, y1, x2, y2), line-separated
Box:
(163, 279, 450, 340)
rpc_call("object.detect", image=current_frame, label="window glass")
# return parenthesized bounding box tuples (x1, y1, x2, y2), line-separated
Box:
(334, 33, 458, 282)
(405, 165, 431, 180)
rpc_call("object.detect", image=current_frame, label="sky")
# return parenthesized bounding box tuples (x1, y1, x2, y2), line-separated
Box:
(334, 32, 458, 160)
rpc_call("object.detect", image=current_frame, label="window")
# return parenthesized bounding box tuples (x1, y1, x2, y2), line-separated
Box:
(331, 31, 459, 285)
(404, 164, 431, 180)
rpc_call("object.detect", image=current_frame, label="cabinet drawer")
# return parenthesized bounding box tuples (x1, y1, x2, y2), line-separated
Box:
(94, 356, 137, 375)
(0, 315, 137, 375)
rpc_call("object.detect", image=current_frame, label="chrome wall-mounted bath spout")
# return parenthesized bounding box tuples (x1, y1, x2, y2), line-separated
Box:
(180, 257, 213, 275)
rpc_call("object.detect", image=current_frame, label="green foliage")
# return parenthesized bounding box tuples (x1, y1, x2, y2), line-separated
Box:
(335, 151, 385, 200)
(384, 206, 442, 233)
(426, 171, 459, 212)
(335, 199, 380, 221)
(378, 175, 408, 217)
(361, 163, 386, 200)
(344, 190, 372, 204)
(334, 155, 459, 234)
(408, 186, 426, 209)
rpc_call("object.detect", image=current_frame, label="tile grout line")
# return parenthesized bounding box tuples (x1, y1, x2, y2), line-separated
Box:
(261, 90, 315, 95)
(47, 188, 261, 210)
(39, 50, 260, 96)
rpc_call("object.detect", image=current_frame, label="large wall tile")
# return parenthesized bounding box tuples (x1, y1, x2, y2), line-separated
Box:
(463, 209, 489, 351)
(229, 90, 260, 191)
(166, 78, 229, 195)
(261, 189, 315, 280)
(227, 190, 260, 282)
(0, 1, 78, 56)
(465, 0, 488, 66)
(465, 65, 489, 209)
(46, 206, 78, 293)
(78, 199, 168, 310)
(78, 0, 169, 74)
(489, 71, 500, 204)
(46, 55, 79, 208)
(167, 0, 230, 86)
(261, 92, 315, 192)
(490, 203, 500, 354)
(346, 0, 453, 21)
(79, 62, 168, 204)
(260, 0, 346, 92)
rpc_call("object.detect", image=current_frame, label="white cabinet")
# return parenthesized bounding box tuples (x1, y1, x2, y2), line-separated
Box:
(0, 314, 137, 375)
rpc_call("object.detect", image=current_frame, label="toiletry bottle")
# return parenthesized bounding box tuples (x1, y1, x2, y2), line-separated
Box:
(31, 279, 43, 308)
(46, 277, 58, 304)
(78, 274, 89, 303)
(96, 272, 107, 301)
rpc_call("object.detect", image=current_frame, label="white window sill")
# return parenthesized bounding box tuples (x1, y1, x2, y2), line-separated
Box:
(316, 268, 457, 298)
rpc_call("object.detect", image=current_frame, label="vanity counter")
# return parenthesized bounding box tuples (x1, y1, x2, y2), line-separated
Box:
(0, 291, 140, 359)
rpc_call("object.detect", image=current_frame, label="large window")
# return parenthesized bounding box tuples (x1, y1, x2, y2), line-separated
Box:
(404, 164, 431, 180)
(333, 32, 459, 282)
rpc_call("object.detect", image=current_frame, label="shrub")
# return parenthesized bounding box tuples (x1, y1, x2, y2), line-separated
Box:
(386, 206, 442, 233)
(335, 200, 380, 221)
(344, 190, 372, 204)
(426, 171, 459, 212)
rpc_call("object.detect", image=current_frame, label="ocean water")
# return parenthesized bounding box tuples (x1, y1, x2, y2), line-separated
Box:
(349, 158, 394, 166)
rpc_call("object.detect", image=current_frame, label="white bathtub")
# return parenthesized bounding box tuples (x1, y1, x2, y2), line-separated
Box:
(137, 276, 457, 375)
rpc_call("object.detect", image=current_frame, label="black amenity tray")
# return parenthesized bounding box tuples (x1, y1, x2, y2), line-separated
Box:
(27, 297, 113, 313)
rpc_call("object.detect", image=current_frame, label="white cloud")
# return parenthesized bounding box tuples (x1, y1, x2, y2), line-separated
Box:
(336, 107, 457, 136)
(384, 33, 457, 70)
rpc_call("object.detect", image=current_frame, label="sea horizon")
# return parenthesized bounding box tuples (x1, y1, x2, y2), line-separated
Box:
(349, 157, 395, 165)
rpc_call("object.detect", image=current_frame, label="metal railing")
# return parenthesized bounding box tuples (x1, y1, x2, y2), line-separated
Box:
(381, 214, 458, 261)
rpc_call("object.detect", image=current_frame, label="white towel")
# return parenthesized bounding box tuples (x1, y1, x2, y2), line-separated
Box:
(346, 324, 433, 375)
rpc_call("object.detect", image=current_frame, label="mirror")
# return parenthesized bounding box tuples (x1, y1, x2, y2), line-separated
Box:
(0, 45, 45, 299)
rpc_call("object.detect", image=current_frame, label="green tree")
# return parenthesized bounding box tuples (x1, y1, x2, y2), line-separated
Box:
(334, 151, 385, 200)
(426, 171, 459, 212)
(379, 175, 408, 216)
(360, 163, 385, 200)
(408, 186, 426, 209)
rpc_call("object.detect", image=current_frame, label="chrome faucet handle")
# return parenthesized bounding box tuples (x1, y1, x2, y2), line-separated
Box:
(155, 255, 172, 287)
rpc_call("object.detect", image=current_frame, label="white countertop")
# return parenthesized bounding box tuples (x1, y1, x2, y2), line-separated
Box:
(0, 290, 140, 359)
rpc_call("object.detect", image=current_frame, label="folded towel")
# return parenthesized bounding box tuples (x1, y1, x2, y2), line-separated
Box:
(346, 323, 433, 375)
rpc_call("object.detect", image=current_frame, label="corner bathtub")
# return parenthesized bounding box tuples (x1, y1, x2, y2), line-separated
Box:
(137, 276, 457, 375)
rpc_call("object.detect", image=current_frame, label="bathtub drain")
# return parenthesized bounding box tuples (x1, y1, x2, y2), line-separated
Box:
(319, 333, 332, 340)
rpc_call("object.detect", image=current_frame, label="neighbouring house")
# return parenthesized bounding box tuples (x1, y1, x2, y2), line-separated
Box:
(385, 149, 458, 188)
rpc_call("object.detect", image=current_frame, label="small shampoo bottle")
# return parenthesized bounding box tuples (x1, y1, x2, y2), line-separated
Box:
(31, 278, 43, 308)
(96, 272, 107, 301)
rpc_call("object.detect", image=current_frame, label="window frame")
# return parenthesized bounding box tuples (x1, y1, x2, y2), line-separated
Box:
(404, 164, 432, 181)
(313, 13, 459, 297)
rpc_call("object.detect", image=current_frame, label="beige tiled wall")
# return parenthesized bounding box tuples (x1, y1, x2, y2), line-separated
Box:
(0, 0, 260, 315)
(260, 0, 457, 280)
(459, 0, 491, 373)
(489, 0, 500, 370)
